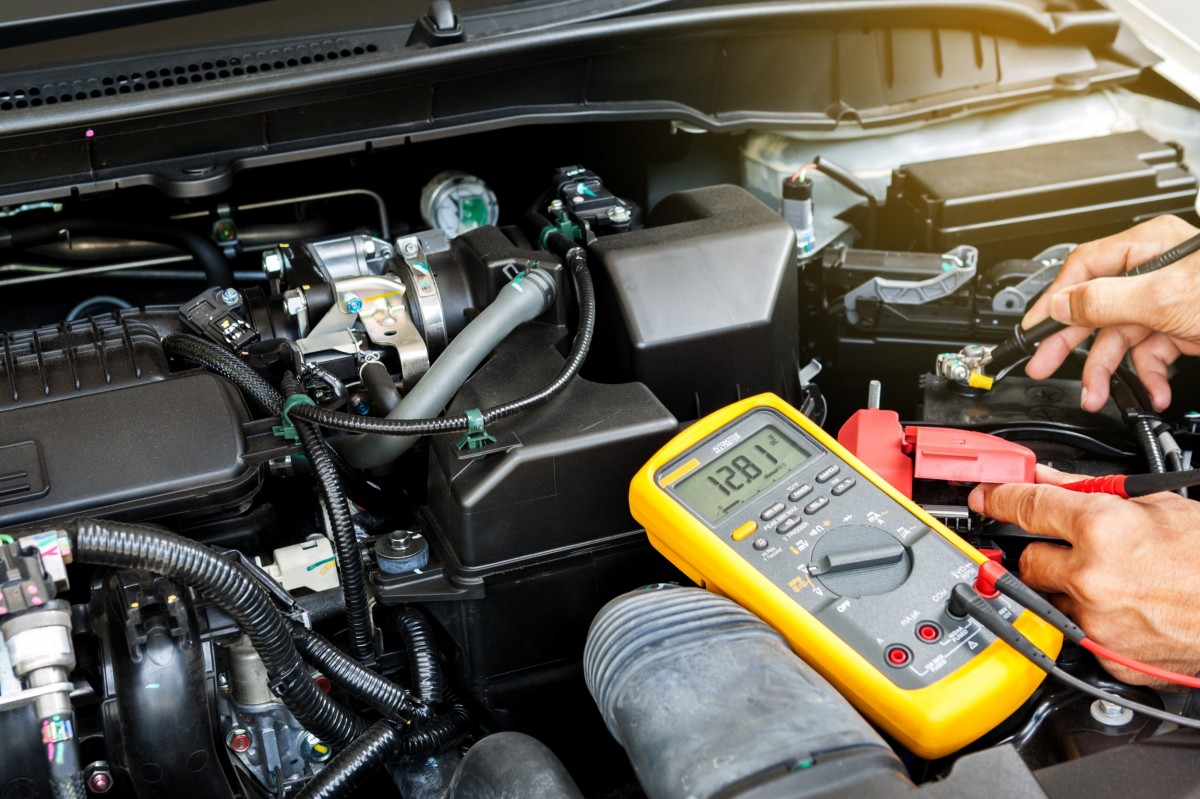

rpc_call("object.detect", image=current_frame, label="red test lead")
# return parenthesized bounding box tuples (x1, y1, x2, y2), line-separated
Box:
(1059, 469, 1200, 498)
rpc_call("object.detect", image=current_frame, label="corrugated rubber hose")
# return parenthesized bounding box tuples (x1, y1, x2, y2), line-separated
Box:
(68, 518, 367, 748)
(295, 720, 400, 799)
(283, 374, 377, 664)
(162, 333, 283, 417)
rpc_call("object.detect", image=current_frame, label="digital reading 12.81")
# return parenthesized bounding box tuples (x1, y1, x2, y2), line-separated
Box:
(672, 426, 811, 524)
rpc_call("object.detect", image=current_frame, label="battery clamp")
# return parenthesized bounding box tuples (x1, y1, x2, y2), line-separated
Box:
(631, 393, 1061, 757)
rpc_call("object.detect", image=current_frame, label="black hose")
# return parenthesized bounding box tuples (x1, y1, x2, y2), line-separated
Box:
(163, 333, 283, 417)
(395, 609, 444, 705)
(0, 218, 233, 287)
(1135, 417, 1167, 474)
(295, 720, 400, 799)
(814, 156, 878, 247)
(293, 626, 427, 722)
(68, 518, 366, 747)
(286, 246, 595, 436)
(284, 376, 376, 664)
(360, 361, 402, 416)
(401, 687, 471, 757)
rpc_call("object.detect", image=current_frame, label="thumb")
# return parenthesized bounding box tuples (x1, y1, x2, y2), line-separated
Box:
(1049, 276, 1157, 329)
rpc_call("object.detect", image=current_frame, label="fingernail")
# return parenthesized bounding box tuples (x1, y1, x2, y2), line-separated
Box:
(967, 487, 983, 512)
(1049, 291, 1072, 324)
(1079, 385, 1089, 409)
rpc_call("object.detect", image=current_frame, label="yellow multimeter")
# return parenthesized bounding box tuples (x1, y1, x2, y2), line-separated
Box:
(631, 393, 1062, 758)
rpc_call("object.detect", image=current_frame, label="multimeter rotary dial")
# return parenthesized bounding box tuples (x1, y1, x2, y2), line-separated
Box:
(809, 526, 912, 598)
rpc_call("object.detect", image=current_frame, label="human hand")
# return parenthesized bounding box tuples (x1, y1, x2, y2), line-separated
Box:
(968, 464, 1200, 688)
(1020, 215, 1200, 412)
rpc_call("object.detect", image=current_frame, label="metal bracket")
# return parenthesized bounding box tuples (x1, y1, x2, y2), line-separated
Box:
(991, 244, 1073, 313)
(844, 245, 979, 325)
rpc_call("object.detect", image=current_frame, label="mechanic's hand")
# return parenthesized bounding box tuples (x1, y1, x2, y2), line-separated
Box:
(1020, 215, 1200, 413)
(968, 464, 1200, 688)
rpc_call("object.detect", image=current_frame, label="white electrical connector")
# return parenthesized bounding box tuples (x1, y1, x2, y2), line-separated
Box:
(256, 538, 340, 593)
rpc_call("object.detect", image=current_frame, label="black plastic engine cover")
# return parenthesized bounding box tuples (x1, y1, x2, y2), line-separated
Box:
(0, 371, 262, 529)
(588, 184, 800, 421)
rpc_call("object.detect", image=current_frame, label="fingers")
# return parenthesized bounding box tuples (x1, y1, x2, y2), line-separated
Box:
(1033, 463, 1089, 485)
(1018, 542, 1076, 594)
(1024, 325, 1094, 380)
(1021, 215, 1200, 328)
(1078, 325, 1152, 412)
(967, 482, 1107, 543)
(1129, 333, 1180, 412)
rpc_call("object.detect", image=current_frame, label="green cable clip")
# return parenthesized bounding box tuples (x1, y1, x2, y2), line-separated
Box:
(455, 408, 496, 453)
(273, 393, 318, 442)
(540, 211, 583, 249)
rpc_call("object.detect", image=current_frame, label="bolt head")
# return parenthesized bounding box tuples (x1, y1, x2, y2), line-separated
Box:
(548, 199, 565, 213)
(341, 292, 364, 314)
(299, 732, 333, 763)
(220, 288, 240, 305)
(262, 250, 284, 276)
(400, 239, 420, 258)
(87, 771, 112, 794)
(606, 206, 631, 223)
(283, 289, 307, 316)
(363, 238, 376, 256)
(227, 729, 252, 753)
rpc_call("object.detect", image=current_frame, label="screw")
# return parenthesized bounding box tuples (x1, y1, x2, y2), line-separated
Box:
(217, 673, 229, 688)
(283, 289, 307, 316)
(867, 380, 882, 410)
(299, 732, 333, 764)
(548, 199, 565, 214)
(262, 250, 284, 277)
(382, 531, 417, 554)
(227, 728, 252, 753)
(947, 362, 969, 383)
(86, 763, 112, 794)
(400, 239, 420, 258)
(342, 292, 363, 314)
(220, 288, 240, 305)
(349, 394, 370, 415)
(606, 205, 631, 224)
(363, 238, 376, 256)
(962, 344, 984, 359)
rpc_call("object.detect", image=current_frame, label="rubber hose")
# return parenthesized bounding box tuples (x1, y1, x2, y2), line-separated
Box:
(401, 687, 471, 757)
(1136, 417, 1167, 474)
(329, 268, 557, 467)
(69, 518, 365, 747)
(395, 609, 444, 705)
(447, 732, 584, 799)
(293, 627, 426, 721)
(1, 218, 233, 287)
(295, 720, 399, 799)
(163, 333, 283, 417)
(285, 376, 376, 663)
(359, 361, 401, 416)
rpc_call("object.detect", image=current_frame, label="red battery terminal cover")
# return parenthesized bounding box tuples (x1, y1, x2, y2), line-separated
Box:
(838, 409, 1036, 498)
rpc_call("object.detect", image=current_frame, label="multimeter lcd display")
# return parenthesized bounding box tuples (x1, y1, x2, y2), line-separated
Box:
(672, 426, 811, 524)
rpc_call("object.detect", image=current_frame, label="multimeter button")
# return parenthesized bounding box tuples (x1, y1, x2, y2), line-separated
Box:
(776, 517, 800, 535)
(885, 645, 912, 668)
(803, 496, 829, 515)
(815, 465, 841, 483)
(788, 484, 813, 502)
(752, 537, 769, 551)
(760, 502, 786, 521)
(731, 521, 758, 541)
(916, 623, 942, 643)
(831, 478, 856, 496)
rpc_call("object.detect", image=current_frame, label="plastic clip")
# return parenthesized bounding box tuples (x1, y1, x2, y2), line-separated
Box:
(273, 393, 317, 442)
(455, 408, 496, 453)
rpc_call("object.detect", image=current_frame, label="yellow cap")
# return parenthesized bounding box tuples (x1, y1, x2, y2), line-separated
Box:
(967, 372, 994, 391)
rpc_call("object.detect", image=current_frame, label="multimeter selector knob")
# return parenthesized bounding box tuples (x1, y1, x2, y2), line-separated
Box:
(809, 526, 912, 598)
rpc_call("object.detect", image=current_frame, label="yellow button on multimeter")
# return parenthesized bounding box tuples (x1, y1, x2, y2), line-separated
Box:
(631, 393, 1062, 758)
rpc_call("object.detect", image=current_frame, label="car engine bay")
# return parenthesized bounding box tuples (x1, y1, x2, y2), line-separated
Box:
(4, 15, 1200, 793)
